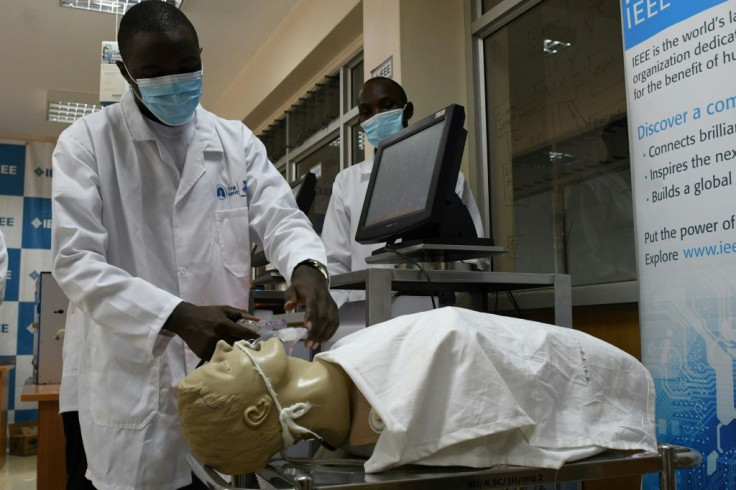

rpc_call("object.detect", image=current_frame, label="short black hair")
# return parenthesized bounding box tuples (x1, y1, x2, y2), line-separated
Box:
(117, 1, 198, 62)
(364, 77, 408, 105)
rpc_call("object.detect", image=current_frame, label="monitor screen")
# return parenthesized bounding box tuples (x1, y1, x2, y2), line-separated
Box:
(356, 104, 477, 246)
(362, 122, 444, 227)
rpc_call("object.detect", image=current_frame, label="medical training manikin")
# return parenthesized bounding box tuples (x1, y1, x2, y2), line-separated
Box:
(177, 307, 657, 475)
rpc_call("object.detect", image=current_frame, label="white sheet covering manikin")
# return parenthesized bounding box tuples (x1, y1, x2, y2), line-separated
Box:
(316, 307, 657, 473)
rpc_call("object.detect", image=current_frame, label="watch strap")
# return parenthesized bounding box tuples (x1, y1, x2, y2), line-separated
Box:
(296, 259, 330, 286)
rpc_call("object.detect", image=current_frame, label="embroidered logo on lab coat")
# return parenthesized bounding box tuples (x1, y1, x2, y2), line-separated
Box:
(215, 183, 241, 200)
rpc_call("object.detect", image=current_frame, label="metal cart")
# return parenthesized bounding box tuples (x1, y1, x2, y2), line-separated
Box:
(193, 444, 701, 490)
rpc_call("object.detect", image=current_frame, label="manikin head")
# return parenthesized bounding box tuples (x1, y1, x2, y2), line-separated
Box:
(178, 338, 353, 474)
(358, 77, 414, 148)
(115, 1, 202, 126)
(177, 339, 288, 474)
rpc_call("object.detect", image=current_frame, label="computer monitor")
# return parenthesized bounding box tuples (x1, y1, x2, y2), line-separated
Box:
(355, 104, 486, 248)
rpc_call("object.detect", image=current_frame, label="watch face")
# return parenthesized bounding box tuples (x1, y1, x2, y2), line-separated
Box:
(302, 260, 329, 281)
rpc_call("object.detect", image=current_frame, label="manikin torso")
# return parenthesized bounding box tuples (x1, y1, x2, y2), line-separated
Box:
(297, 357, 380, 450)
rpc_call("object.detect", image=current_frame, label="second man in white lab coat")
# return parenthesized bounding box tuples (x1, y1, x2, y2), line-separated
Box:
(321, 77, 484, 312)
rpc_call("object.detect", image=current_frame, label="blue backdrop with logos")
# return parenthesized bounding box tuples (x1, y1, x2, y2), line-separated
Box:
(0, 140, 55, 425)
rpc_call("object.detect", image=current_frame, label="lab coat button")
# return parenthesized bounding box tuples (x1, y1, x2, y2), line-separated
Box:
(178, 267, 188, 275)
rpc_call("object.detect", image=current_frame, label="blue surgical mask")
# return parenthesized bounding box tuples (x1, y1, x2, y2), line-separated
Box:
(361, 106, 405, 148)
(127, 66, 203, 126)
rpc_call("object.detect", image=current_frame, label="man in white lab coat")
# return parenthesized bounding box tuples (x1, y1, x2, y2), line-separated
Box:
(51, 3, 337, 489)
(320, 78, 485, 330)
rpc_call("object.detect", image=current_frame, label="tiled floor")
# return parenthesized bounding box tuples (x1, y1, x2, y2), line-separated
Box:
(0, 455, 37, 490)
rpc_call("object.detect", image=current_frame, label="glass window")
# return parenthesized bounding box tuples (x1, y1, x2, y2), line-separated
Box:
(294, 136, 341, 234)
(350, 60, 364, 108)
(351, 123, 365, 165)
(253, 52, 363, 237)
(483, 0, 634, 286)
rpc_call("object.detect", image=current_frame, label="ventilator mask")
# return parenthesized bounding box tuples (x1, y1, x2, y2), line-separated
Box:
(126, 65, 203, 126)
(361, 106, 406, 148)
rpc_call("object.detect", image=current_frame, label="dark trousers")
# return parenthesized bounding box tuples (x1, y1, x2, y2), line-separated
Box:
(62, 411, 208, 489)
(62, 411, 95, 490)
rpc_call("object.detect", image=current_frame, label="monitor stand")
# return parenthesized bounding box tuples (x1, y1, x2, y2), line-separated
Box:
(367, 241, 508, 264)
(367, 193, 506, 263)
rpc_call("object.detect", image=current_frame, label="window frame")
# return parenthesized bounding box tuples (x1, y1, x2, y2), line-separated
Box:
(267, 52, 365, 185)
(468, 0, 638, 307)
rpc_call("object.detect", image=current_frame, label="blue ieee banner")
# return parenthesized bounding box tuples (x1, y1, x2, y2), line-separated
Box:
(621, 0, 729, 49)
(14, 409, 39, 423)
(17, 302, 35, 356)
(7, 365, 15, 410)
(5, 248, 20, 302)
(22, 197, 52, 249)
(0, 144, 26, 196)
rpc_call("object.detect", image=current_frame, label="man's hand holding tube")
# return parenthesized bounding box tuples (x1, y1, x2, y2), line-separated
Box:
(286, 264, 339, 350)
(162, 303, 260, 361)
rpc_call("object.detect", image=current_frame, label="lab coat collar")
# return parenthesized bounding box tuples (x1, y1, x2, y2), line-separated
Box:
(358, 156, 375, 175)
(119, 89, 224, 154)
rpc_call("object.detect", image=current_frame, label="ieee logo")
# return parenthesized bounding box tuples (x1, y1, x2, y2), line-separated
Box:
(34, 167, 53, 178)
(22, 197, 52, 249)
(0, 143, 26, 196)
(31, 217, 52, 229)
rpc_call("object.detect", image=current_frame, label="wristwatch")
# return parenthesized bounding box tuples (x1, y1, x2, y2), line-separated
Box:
(296, 259, 330, 286)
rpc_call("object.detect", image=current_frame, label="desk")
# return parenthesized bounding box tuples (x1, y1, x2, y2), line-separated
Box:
(21, 382, 66, 490)
(0, 365, 12, 470)
(332, 268, 572, 327)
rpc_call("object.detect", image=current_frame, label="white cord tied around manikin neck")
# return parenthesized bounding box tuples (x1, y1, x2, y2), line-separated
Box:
(234, 340, 323, 448)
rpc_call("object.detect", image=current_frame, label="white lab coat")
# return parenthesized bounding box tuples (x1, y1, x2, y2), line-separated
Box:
(51, 90, 326, 490)
(321, 157, 485, 307)
(0, 229, 7, 303)
(317, 307, 657, 472)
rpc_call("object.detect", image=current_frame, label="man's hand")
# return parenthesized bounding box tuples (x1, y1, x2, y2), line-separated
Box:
(285, 265, 339, 350)
(162, 302, 260, 361)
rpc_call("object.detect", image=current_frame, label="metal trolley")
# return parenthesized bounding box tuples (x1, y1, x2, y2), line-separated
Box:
(194, 444, 701, 490)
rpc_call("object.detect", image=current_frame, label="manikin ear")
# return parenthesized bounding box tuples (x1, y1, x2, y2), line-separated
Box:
(243, 395, 273, 429)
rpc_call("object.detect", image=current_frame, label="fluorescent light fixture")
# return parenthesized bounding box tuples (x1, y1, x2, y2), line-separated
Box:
(60, 0, 181, 15)
(543, 39, 572, 55)
(48, 101, 102, 123)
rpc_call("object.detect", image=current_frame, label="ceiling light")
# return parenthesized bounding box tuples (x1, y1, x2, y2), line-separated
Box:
(60, 0, 181, 15)
(48, 101, 102, 124)
(543, 39, 572, 55)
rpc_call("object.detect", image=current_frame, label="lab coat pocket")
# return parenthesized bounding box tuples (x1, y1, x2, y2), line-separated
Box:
(214, 207, 251, 278)
(89, 340, 161, 429)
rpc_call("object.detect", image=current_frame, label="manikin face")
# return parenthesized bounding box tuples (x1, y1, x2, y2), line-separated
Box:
(183, 339, 286, 399)
(178, 339, 288, 476)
